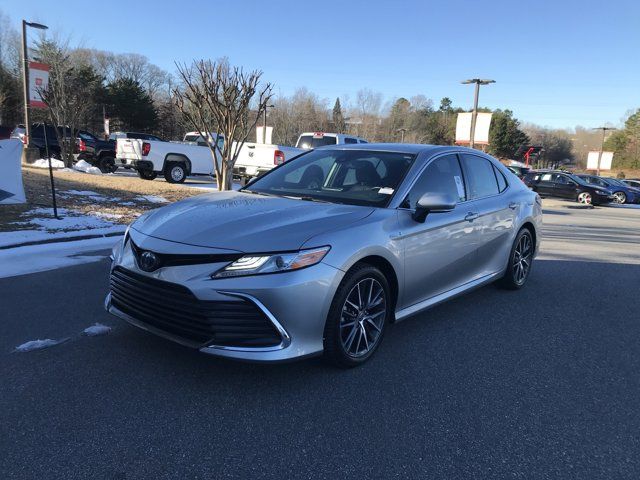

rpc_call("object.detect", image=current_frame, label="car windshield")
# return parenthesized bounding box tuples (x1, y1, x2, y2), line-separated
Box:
(245, 149, 415, 208)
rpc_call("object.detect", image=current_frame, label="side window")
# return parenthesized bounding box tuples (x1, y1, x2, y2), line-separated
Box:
(493, 165, 508, 192)
(359, 139, 368, 144)
(552, 174, 567, 184)
(460, 154, 500, 199)
(540, 173, 552, 181)
(403, 154, 466, 209)
(344, 137, 358, 144)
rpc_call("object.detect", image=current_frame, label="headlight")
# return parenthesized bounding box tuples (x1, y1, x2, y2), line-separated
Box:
(596, 190, 608, 195)
(212, 246, 330, 278)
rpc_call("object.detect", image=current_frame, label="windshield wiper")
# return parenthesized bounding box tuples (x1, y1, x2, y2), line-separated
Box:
(243, 189, 274, 197)
(285, 195, 331, 203)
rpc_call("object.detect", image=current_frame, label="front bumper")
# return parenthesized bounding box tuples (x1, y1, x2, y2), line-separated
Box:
(105, 232, 344, 362)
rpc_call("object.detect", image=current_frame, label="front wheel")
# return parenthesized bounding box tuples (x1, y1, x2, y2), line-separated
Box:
(138, 169, 157, 180)
(164, 162, 187, 183)
(323, 265, 391, 368)
(577, 192, 592, 205)
(497, 228, 534, 290)
(613, 191, 627, 204)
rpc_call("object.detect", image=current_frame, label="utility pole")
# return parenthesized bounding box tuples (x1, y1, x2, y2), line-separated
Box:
(21, 20, 48, 147)
(592, 126, 616, 176)
(461, 78, 495, 148)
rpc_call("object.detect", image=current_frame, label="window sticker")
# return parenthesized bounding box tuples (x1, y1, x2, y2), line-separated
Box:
(453, 175, 465, 200)
(378, 187, 394, 195)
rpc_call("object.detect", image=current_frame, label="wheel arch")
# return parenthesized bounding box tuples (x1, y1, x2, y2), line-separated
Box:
(163, 153, 192, 175)
(350, 255, 399, 319)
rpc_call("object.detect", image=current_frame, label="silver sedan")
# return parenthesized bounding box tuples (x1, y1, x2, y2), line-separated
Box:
(106, 144, 542, 367)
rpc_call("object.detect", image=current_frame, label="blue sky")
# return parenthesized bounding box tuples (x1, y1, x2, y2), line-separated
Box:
(6, 0, 639, 129)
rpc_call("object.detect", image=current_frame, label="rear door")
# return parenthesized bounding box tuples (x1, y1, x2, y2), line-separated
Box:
(535, 172, 555, 196)
(552, 173, 578, 198)
(460, 154, 517, 277)
(397, 153, 477, 307)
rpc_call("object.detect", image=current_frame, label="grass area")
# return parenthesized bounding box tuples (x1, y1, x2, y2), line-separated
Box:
(0, 167, 210, 232)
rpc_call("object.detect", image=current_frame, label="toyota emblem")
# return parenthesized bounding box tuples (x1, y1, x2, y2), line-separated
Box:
(139, 251, 160, 272)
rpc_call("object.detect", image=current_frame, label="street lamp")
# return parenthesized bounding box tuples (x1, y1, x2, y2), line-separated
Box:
(396, 128, 407, 143)
(262, 104, 275, 144)
(461, 78, 495, 148)
(592, 126, 616, 176)
(22, 20, 49, 147)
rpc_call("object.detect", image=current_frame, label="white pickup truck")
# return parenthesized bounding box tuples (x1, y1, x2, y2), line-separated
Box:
(232, 132, 368, 183)
(116, 132, 223, 183)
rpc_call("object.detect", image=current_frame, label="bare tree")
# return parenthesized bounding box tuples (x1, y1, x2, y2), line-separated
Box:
(173, 58, 273, 190)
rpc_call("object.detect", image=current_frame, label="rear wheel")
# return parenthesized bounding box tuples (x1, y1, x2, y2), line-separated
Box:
(164, 162, 187, 183)
(99, 156, 117, 174)
(137, 169, 157, 180)
(323, 264, 391, 368)
(613, 191, 627, 204)
(577, 192, 592, 205)
(497, 228, 534, 290)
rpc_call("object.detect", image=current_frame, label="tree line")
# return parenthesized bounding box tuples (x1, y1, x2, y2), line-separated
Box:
(1, 9, 637, 170)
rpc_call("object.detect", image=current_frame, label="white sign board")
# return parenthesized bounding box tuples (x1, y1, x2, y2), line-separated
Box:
(28, 61, 50, 109)
(455, 112, 492, 145)
(586, 151, 614, 170)
(0, 139, 27, 204)
(256, 126, 273, 145)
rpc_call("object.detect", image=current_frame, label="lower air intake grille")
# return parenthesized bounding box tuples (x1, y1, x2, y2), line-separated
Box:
(110, 267, 281, 348)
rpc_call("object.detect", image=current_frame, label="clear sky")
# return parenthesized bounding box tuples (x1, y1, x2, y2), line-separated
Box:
(6, 0, 639, 129)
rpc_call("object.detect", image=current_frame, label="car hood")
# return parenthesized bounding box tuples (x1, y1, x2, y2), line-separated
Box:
(131, 191, 375, 252)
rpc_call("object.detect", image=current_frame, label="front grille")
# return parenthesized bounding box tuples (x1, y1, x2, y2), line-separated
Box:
(110, 267, 282, 348)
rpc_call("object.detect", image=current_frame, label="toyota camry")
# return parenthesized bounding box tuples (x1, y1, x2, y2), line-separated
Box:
(106, 144, 542, 367)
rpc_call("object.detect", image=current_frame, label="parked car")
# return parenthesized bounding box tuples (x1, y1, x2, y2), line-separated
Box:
(109, 131, 164, 142)
(116, 133, 222, 182)
(11, 123, 61, 158)
(74, 130, 117, 173)
(622, 179, 640, 189)
(0, 126, 12, 140)
(507, 165, 530, 179)
(523, 170, 614, 205)
(232, 141, 305, 183)
(576, 174, 640, 204)
(105, 144, 541, 366)
(295, 132, 368, 149)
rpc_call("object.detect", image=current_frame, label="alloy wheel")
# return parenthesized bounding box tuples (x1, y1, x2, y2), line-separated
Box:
(171, 166, 185, 182)
(578, 192, 592, 204)
(340, 278, 386, 358)
(613, 192, 626, 204)
(513, 232, 533, 285)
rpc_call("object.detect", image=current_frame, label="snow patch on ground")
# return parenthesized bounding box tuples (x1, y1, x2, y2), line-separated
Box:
(135, 194, 168, 203)
(0, 235, 121, 278)
(31, 158, 65, 169)
(83, 323, 112, 336)
(73, 160, 102, 175)
(64, 190, 121, 202)
(15, 338, 68, 352)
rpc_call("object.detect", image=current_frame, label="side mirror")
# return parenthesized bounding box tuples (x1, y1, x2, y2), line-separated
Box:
(412, 192, 456, 223)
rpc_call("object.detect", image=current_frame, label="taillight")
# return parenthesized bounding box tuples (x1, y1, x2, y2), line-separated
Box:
(274, 150, 285, 165)
(79, 139, 86, 152)
(21, 135, 27, 144)
(142, 142, 151, 156)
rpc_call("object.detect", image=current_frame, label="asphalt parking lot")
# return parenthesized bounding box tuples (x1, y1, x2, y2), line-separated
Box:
(1, 199, 639, 479)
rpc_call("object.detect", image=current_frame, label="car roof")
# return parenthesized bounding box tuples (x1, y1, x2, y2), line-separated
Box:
(319, 143, 486, 156)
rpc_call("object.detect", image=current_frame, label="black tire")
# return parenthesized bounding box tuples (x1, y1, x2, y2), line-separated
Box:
(323, 264, 392, 368)
(164, 162, 187, 183)
(99, 156, 118, 174)
(137, 169, 157, 180)
(497, 228, 534, 290)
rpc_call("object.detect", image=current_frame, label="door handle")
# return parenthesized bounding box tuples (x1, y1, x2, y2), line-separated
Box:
(465, 212, 479, 222)
(508, 202, 518, 210)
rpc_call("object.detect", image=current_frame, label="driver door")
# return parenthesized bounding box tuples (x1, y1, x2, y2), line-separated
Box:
(397, 154, 479, 309)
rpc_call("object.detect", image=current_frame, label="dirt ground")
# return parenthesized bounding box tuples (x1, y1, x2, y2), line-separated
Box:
(0, 167, 212, 232)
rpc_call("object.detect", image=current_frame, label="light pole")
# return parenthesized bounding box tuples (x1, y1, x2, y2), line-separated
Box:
(461, 78, 495, 148)
(396, 128, 407, 143)
(21, 20, 48, 147)
(263, 104, 275, 144)
(592, 126, 616, 176)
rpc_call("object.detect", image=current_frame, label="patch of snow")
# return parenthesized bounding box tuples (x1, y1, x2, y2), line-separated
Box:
(90, 211, 124, 219)
(11, 207, 117, 232)
(64, 190, 120, 203)
(15, 338, 68, 352)
(134, 194, 169, 203)
(0, 225, 125, 248)
(66, 190, 102, 196)
(73, 159, 102, 175)
(83, 323, 112, 336)
(31, 158, 65, 169)
(0, 235, 122, 278)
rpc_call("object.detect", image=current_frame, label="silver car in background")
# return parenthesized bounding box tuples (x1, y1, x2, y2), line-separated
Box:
(106, 144, 542, 367)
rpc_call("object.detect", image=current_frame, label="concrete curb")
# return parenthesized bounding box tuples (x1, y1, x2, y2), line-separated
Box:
(0, 230, 125, 251)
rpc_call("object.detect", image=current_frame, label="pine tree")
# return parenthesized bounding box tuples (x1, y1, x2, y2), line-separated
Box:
(332, 98, 346, 133)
